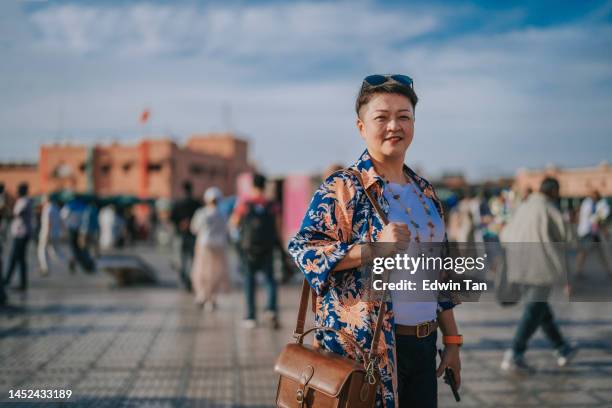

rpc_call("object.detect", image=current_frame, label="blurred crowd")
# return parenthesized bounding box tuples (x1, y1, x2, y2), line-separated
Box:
(0, 176, 288, 331)
(444, 179, 610, 373)
(0, 176, 610, 338)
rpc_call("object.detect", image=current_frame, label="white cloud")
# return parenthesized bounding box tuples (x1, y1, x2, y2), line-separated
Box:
(28, 2, 439, 58)
(1, 1, 610, 179)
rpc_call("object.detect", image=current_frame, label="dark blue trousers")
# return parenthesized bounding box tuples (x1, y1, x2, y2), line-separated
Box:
(397, 331, 438, 408)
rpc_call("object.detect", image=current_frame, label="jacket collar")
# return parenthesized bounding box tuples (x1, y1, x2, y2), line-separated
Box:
(351, 149, 385, 191)
(350, 149, 424, 191)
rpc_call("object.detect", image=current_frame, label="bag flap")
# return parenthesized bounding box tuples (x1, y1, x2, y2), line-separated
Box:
(274, 343, 365, 397)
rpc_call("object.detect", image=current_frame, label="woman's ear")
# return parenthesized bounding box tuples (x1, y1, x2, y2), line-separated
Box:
(356, 117, 366, 139)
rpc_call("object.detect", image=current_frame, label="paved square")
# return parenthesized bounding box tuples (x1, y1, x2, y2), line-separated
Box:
(1, 245, 611, 407)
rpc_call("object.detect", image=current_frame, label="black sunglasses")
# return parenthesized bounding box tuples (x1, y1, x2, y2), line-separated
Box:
(363, 74, 413, 88)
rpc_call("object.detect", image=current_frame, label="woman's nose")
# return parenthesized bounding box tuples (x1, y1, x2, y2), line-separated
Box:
(387, 119, 401, 131)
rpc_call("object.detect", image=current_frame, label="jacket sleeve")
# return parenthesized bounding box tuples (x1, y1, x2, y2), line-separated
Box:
(287, 175, 356, 296)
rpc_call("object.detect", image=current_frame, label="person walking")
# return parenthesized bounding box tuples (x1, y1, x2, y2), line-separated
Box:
(500, 177, 578, 373)
(190, 187, 230, 310)
(37, 194, 66, 275)
(170, 181, 200, 292)
(575, 189, 611, 279)
(4, 183, 33, 290)
(0, 184, 8, 305)
(61, 197, 95, 273)
(230, 173, 281, 329)
(80, 199, 100, 259)
(288, 75, 462, 407)
(99, 204, 119, 251)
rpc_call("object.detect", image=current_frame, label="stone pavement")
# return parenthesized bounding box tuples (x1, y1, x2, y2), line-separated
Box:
(0, 244, 611, 407)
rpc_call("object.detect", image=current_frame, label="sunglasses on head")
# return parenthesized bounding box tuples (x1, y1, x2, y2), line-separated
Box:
(363, 74, 413, 88)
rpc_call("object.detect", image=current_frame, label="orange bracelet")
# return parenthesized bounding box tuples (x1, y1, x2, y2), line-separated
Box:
(443, 335, 463, 346)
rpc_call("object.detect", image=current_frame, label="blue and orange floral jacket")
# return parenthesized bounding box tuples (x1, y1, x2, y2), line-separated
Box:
(288, 149, 458, 408)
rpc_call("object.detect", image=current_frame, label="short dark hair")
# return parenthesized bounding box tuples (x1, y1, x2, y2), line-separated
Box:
(540, 177, 559, 198)
(253, 173, 266, 190)
(355, 82, 418, 117)
(17, 182, 29, 197)
(182, 181, 193, 195)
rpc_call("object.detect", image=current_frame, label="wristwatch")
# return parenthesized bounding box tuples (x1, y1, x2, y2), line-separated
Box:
(443, 335, 463, 347)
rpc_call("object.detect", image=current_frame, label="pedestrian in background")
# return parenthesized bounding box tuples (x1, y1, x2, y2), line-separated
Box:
(170, 181, 200, 292)
(190, 187, 230, 310)
(575, 189, 611, 279)
(4, 183, 32, 290)
(61, 196, 95, 273)
(0, 184, 8, 274)
(0, 184, 7, 305)
(500, 177, 578, 373)
(37, 194, 66, 275)
(99, 204, 119, 251)
(230, 173, 281, 329)
(80, 198, 100, 259)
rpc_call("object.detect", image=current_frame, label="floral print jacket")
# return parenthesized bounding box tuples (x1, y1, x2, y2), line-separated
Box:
(288, 149, 458, 408)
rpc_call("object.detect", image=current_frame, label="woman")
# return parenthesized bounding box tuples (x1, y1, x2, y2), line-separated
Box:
(288, 75, 462, 408)
(190, 187, 231, 309)
(37, 194, 66, 275)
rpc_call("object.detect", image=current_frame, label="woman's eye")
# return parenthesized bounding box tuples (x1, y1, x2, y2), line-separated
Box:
(400, 116, 412, 121)
(375, 116, 386, 121)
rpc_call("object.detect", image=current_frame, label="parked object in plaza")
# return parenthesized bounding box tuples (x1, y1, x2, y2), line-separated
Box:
(189, 186, 230, 309)
(97, 254, 157, 286)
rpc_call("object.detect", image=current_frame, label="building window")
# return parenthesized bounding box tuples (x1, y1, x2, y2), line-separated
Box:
(79, 162, 86, 172)
(147, 163, 163, 172)
(189, 164, 207, 175)
(122, 162, 133, 172)
(100, 164, 111, 175)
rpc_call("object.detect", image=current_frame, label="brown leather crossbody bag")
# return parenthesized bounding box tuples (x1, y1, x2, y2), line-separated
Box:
(274, 169, 389, 408)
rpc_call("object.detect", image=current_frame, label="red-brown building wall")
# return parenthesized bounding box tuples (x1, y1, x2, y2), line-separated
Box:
(0, 164, 39, 197)
(0, 134, 252, 200)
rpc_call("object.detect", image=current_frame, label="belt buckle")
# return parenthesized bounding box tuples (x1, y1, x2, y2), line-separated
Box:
(416, 322, 430, 338)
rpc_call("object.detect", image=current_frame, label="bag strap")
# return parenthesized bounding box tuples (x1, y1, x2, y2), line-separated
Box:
(293, 168, 390, 363)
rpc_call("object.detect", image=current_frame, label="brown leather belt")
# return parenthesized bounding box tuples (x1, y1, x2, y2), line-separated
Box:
(395, 320, 438, 338)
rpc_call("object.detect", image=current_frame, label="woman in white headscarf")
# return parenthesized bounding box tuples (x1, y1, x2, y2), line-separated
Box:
(190, 187, 231, 309)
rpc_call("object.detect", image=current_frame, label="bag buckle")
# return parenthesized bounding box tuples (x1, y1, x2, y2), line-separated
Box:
(416, 322, 431, 338)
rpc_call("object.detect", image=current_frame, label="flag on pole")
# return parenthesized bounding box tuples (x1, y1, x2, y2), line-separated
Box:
(139, 108, 150, 124)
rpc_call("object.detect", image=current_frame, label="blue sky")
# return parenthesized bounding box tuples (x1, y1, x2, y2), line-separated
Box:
(1, 0, 611, 180)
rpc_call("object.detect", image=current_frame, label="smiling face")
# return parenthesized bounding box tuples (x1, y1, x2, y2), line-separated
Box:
(356, 92, 414, 162)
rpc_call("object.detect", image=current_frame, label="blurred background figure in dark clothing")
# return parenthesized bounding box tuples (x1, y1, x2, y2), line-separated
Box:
(170, 181, 200, 292)
(3, 183, 32, 291)
(231, 173, 281, 329)
(0, 183, 8, 304)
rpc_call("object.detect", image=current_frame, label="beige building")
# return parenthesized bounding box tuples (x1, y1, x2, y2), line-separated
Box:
(514, 162, 611, 198)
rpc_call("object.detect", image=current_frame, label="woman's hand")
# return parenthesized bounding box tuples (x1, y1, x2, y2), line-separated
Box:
(437, 345, 461, 389)
(379, 222, 411, 254)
